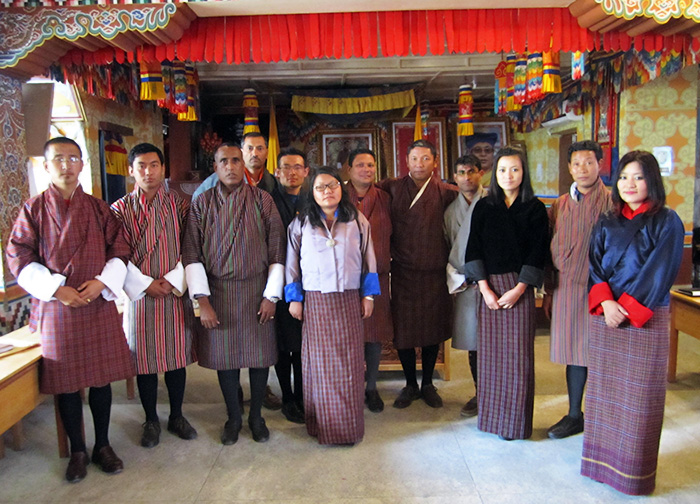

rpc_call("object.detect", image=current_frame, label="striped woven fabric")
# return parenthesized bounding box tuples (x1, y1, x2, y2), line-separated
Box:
(112, 187, 195, 374)
(549, 179, 612, 365)
(302, 290, 365, 445)
(477, 272, 536, 440)
(581, 308, 670, 495)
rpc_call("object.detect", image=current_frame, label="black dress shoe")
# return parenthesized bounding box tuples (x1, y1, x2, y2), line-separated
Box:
(65, 451, 89, 483)
(249, 417, 270, 442)
(460, 396, 478, 418)
(221, 419, 242, 445)
(140, 420, 161, 448)
(262, 386, 283, 410)
(167, 416, 198, 440)
(91, 446, 124, 474)
(365, 389, 385, 413)
(499, 435, 514, 441)
(393, 385, 421, 409)
(421, 384, 444, 408)
(281, 402, 306, 424)
(547, 414, 584, 439)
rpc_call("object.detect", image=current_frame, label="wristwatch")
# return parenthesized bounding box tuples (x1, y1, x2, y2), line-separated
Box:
(266, 296, 280, 303)
(364, 296, 375, 301)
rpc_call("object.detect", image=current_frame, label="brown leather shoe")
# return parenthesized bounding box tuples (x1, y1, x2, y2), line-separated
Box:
(91, 446, 124, 474)
(421, 384, 444, 408)
(65, 451, 89, 483)
(262, 386, 282, 410)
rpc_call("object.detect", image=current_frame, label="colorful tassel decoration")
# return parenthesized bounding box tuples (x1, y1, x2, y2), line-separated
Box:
(177, 62, 198, 121)
(243, 88, 261, 134)
(525, 52, 543, 104)
(139, 60, 165, 101)
(514, 54, 527, 105)
(543, 51, 562, 94)
(505, 54, 521, 112)
(494, 60, 508, 115)
(173, 59, 188, 114)
(457, 85, 474, 136)
(572, 51, 585, 80)
(158, 60, 174, 111)
(267, 98, 279, 174)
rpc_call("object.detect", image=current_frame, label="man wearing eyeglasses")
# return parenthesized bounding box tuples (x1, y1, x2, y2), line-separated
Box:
(6, 137, 134, 482)
(377, 139, 458, 409)
(269, 147, 310, 424)
(444, 155, 487, 418)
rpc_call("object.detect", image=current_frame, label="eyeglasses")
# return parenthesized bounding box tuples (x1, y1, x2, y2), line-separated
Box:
(470, 147, 494, 155)
(314, 181, 341, 193)
(51, 155, 81, 165)
(280, 164, 305, 172)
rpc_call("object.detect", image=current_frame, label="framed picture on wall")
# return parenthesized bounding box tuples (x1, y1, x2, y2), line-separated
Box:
(391, 118, 447, 179)
(320, 129, 377, 179)
(456, 118, 510, 177)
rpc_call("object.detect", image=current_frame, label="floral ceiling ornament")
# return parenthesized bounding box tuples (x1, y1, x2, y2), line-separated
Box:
(0, 3, 176, 70)
(596, 0, 700, 23)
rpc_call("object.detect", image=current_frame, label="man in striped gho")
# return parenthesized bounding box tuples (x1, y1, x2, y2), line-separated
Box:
(112, 143, 198, 449)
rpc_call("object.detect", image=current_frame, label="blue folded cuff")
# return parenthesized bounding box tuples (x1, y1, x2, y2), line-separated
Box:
(361, 272, 381, 297)
(284, 282, 304, 302)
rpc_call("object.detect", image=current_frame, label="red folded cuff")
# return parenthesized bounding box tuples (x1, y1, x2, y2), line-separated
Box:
(618, 292, 653, 328)
(589, 282, 614, 315)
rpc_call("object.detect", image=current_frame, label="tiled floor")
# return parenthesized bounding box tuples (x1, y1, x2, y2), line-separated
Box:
(1, 330, 699, 503)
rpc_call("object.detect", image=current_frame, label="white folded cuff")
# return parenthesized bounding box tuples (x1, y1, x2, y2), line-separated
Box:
(185, 263, 211, 300)
(447, 263, 467, 295)
(17, 262, 66, 302)
(96, 257, 127, 301)
(163, 261, 187, 297)
(262, 263, 285, 301)
(123, 261, 154, 301)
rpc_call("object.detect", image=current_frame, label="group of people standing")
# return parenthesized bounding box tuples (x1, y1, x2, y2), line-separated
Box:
(5, 133, 683, 496)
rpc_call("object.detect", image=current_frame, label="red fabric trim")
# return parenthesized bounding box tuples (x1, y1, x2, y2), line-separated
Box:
(261, 17, 272, 62)
(309, 13, 321, 59)
(277, 15, 290, 62)
(561, 11, 571, 52)
(368, 12, 378, 57)
(352, 12, 363, 57)
(378, 11, 389, 57)
(402, 10, 411, 56)
(586, 26, 595, 52)
(251, 16, 262, 63)
(618, 292, 653, 328)
(360, 12, 371, 58)
(205, 18, 217, 63)
(476, 10, 487, 53)
(552, 9, 561, 51)
(343, 12, 353, 59)
(644, 34, 654, 52)
(427, 10, 439, 55)
(331, 13, 342, 59)
(589, 282, 614, 315)
(192, 19, 205, 62)
(294, 14, 305, 60)
(494, 9, 505, 53)
(225, 17, 235, 64)
(463, 10, 473, 53)
(166, 42, 175, 61)
(269, 16, 281, 62)
(483, 9, 494, 53)
(287, 15, 298, 61)
(115, 49, 125, 64)
(513, 10, 526, 53)
(444, 10, 455, 53)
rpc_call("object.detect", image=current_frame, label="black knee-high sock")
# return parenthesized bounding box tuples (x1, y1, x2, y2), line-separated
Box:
(566, 364, 588, 419)
(364, 342, 381, 391)
(89, 384, 112, 451)
(468, 350, 478, 388)
(217, 369, 241, 421)
(137, 373, 159, 422)
(420, 344, 439, 387)
(57, 392, 86, 454)
(275, 352, 294, 404)
(249, 367, 269, 420)
(291, 352, 302, 404)
(397, 348, 418, 388)
(164, 367, 186, 420)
